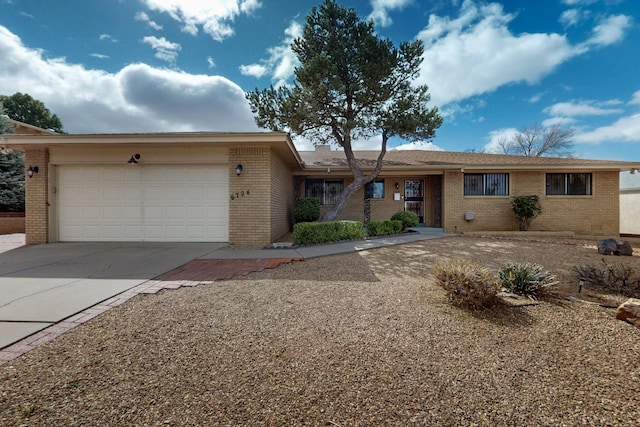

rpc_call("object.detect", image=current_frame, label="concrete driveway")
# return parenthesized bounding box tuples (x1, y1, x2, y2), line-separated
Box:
(0, 240, 225, 348)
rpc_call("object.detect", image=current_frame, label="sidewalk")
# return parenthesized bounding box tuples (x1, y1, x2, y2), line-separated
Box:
(203, 230, 454, 259)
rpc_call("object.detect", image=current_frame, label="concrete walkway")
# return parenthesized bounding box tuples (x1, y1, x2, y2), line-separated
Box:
(0, 230, 456, 364)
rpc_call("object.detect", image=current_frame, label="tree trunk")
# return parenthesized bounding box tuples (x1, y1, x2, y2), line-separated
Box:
(320, 131, 389, 222)
(321, 176, 368, 221)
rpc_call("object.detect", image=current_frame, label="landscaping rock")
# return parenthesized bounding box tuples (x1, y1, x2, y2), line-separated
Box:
(597, 239, 633, 256)
(616, 298, 640, 327)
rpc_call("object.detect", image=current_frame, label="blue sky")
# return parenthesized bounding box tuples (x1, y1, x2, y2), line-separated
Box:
(0, 0, 639, 160)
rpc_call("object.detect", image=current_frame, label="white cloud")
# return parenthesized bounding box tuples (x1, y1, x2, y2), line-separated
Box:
(135, 11, 163, 31)
(239, 63, 267, 79)
(542, 116, 576, 127)
(574, 114, 640, 144)
(561, 0, 598, 5)
(630, 90, 640, 105)
(482, 127, 518, 153)
(544, 100, 624, 117)
(390, 141, 445, 151)
(142, 36, 181, 63)
(416, 1, 579, 107)
(0, 25, 259, 134)
(559, 9, 582, 28)
(239, 20, 302, 86)
(141, 0, 262, 41)
(584, 14, 632, 47)
(368, 0, 413, 28)
(90, 53, 110, 59)
(207, 56, 215, 68)
(99, 34, 117, 42)
(528, 92, 545, 104)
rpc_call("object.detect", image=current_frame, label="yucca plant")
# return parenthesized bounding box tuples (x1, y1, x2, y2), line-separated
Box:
(497, 262, 557, 298)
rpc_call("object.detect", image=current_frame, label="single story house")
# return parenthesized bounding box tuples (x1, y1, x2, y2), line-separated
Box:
(2, 126, 640, 246)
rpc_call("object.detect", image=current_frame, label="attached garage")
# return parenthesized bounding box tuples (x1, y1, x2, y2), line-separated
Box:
(56, 165, 228, 242)
(2, 130, 302, 246)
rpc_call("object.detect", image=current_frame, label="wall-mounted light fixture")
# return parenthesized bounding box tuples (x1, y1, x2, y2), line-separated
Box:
(27, 165, 39, 178)
(236, 164, 243, 176)
(394, 182, 400, 190)
(128, 154, 140, 164)
(460, 168, 465, 173)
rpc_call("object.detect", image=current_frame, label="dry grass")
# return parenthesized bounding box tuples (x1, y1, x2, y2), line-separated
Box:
(1, 236, 639, 426)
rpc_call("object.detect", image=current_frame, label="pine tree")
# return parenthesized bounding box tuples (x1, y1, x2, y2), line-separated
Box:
(0, 106, 24, 212)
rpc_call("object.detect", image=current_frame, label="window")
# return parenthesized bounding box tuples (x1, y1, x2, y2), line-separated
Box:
(464, 173, 509, 196)
(365, 179, 385, 199)
(305, 179, 344, 205)
(546, 173, 592, 195)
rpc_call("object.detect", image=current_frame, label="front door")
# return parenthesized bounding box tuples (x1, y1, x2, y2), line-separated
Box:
(404, 179, 424, 224)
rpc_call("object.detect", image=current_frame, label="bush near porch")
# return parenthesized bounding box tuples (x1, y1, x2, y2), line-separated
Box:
(293, 220, 363, 246)
(367, 220, 403, 237)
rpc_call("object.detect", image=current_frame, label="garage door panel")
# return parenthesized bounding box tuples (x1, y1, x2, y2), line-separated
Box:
(58, 165, 228, 242)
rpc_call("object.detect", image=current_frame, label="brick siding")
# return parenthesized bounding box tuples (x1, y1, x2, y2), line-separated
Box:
(443, 170, 620, 235)
(269, 151, 294, 242)
(303, 170, 620, 236)
(24, 149, 49, 244)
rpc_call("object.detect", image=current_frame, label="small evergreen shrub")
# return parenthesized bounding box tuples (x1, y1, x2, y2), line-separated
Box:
(390, 211, 419, 229)
(497, 262, 557, 298)
(293, 220, 364, 245)
(432, 258, 499, 309)
(367, 220, 402, 237)
(294, 197, 320, 223)
(572, 259, 640, 298)
(511, 195, 542, 231)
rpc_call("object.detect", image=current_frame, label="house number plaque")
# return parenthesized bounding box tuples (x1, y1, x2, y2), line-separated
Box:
(230, 190, 250, 200)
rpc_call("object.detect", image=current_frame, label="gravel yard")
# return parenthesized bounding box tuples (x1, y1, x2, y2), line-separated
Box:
(1, 236, 639, 426)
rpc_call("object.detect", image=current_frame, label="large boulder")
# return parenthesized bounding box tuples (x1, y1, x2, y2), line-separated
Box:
(616, 298, 640, 328)
(597, 239, 633, 256)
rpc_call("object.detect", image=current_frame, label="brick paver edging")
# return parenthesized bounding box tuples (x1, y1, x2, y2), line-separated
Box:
(0, 257, 301, 366)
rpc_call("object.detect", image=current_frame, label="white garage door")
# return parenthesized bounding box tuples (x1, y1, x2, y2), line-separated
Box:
(57, 165, 229, 242)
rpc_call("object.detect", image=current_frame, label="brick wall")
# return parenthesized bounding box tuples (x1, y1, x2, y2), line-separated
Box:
(443, 170, 620, 235)
(308, 176, 438, 224)
(228, 147, 272, 246)
(24, 149, 49, 244)
(269, 151, 294, 242)
(369, 179, 402, 222)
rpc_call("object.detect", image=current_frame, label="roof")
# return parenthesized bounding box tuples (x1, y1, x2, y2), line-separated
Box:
(299, 149, 640, 172)
(7, 118, 58, 135)
(0, 131, 304, 170)
(1, 130, 638, 173)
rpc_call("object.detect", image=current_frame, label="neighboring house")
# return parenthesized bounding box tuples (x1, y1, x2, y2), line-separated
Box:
(1, 131, 639, 246)
(7, 118, 58, 136)
(620, 170, 640, 236)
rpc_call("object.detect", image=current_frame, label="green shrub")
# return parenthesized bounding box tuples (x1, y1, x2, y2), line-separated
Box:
(367, 220, 403, 237)
(294, 197, 320, 223)
(390, 211, 419, 229)
(511, 195, 542, 231)
(497, 262, 557, 298)
(293, 220, 364, 245)
(432, 258, 499, 309)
